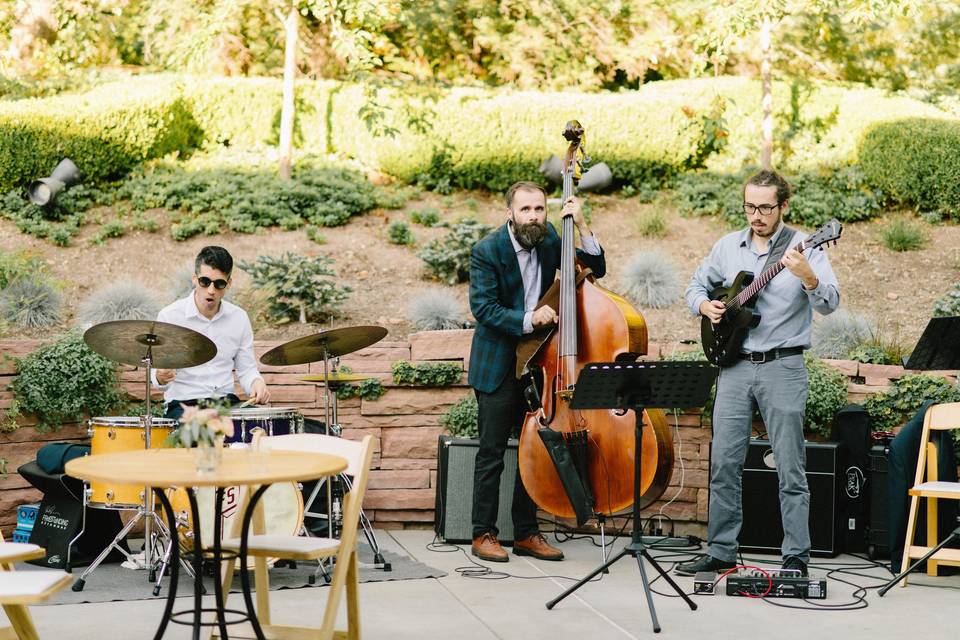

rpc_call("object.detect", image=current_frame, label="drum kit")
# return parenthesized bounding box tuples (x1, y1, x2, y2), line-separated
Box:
(70, 319, 389, 593)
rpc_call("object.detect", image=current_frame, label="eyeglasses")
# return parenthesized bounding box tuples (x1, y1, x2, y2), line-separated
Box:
(196, 275, 229, 290)
(743, 202, 782, 216)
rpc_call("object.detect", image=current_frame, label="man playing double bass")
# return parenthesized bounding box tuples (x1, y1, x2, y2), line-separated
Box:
(677, 170, 839, 577)
(468, 181, 605, 562)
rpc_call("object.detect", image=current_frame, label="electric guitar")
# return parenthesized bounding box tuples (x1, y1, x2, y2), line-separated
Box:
(701, 218, 842, 366)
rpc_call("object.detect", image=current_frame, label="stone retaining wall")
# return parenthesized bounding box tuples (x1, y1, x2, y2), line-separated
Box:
(1, 334, 955, 535)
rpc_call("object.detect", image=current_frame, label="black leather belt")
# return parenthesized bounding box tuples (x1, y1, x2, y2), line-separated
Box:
(739, 346, 805, 363)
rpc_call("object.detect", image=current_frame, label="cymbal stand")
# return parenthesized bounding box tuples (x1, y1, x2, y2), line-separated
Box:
(71, 342, 175, 591)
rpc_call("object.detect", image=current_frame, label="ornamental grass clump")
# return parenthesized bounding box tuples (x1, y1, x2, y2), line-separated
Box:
(407, 289, 463, 330)
(619, 251, 681, 309)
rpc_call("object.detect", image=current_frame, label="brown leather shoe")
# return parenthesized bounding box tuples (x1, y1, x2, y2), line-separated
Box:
(472, 532, 509, 562)
(513, 533, 564, 561)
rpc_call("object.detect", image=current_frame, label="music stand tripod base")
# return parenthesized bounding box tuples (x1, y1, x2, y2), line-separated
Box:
(544, 361, 718, 634)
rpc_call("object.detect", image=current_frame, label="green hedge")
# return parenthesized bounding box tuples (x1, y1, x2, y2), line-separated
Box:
(1, 74, 952, 193)
(859, 118, 960, 216)
(0, 77, 202, 191)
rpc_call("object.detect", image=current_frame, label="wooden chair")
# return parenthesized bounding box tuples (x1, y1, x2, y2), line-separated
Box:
(0, 532, 72, 640)
(898, 401, 960, 587)
(219, 433, 374, 639)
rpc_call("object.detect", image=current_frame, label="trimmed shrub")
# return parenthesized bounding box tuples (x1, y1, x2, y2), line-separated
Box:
(860, 118, 960, 217)
(238, 253, 351, 323)
(387, 221, 415, 245)
(391, 361, 462, 386)
(418, 218, 494, 284)
(0, 277, 62, 329)
(75, 282, 162, 328)
(0, 78, 202, 191)
(619, 251, 682, 309)
(407, 289, 463, 330)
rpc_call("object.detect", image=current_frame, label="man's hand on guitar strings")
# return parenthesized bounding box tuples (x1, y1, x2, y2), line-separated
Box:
(780, 249, 818, 290)
(699, 300, 726, 324)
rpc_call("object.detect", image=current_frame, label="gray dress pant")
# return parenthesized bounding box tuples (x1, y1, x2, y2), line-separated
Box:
(707, 354, 811, 563)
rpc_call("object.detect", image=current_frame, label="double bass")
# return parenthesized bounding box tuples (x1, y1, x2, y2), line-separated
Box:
(517, 121, 674, 520)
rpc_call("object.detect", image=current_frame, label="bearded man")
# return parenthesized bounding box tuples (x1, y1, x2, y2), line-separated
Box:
(466, 181, 605, 562)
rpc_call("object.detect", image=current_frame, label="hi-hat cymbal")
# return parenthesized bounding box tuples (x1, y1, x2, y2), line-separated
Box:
(260, 326, 388, 366)
(301, 372, 374, 384)
(83, 320, 217, 369)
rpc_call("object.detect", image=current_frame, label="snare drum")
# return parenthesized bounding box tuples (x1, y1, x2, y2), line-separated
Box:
(88, 416, 176, 508)
(166, 482, 304, 567)
(226, 407, 304, 444)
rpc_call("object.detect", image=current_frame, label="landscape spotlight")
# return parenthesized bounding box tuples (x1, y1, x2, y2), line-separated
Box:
(538, 154, 613, 193)
(28, 158, 80, 206)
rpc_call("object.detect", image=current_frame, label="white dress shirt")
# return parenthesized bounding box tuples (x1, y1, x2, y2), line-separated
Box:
(151, 294, 263, 404)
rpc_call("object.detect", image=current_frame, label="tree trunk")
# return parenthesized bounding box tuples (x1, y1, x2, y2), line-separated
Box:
(299, 301, 307, 324)
(760, 15, 773, 171)
(278, 8, 298, 180)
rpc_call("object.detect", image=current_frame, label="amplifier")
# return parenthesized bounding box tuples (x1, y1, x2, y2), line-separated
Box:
(434, 436, 517, 544)
(867, 442, 891, 559)
(736, 439, 842, 557)
(726, 570, 827, 599)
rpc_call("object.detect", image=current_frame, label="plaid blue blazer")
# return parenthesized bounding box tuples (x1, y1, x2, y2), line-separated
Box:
(467, 223, 606, 394)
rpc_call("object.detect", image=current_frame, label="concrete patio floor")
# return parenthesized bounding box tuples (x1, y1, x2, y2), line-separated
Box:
(9, 528, 959, 640)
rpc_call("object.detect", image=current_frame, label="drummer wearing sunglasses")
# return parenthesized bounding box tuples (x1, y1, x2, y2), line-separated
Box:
(153, 246, 271, 419)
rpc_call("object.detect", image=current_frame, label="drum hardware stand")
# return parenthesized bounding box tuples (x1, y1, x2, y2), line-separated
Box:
(71, 344, 172, 591)
(545, 362, 716, 633)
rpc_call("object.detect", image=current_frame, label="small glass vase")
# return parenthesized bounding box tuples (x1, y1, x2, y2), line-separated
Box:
(194, 442, 222, 473)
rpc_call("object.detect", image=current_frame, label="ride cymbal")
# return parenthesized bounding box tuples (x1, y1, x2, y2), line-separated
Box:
(260, 326, 388, 366)
(83, 320, 217, 369)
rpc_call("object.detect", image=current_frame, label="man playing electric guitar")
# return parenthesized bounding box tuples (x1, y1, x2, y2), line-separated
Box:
(677, 170, 840, 578)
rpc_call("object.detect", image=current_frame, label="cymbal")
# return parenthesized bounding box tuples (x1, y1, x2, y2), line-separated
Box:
(83, 320, 217, 369)
(260, 326, 388, 366)
(301, 372, 374, 384)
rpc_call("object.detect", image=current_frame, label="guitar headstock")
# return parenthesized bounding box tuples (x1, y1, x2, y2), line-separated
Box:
(806, 218, 842, 250)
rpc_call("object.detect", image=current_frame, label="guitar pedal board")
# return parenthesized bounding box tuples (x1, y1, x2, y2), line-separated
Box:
(725, 569, 827, 599)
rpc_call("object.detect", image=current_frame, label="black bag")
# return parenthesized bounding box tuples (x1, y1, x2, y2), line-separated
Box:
(36, 442, 90, 475)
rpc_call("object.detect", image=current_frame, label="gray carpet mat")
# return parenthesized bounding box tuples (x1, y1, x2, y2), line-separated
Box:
(30, 541, 446, 605)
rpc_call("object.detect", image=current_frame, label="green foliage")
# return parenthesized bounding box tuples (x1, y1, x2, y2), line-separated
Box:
(88, 221, 126, 246)
(417, 218, 494, 284)
(634, 208, 669, 238)
(335, 378, 386, 401)
(860, 118, 960, 218)
(238, 253, 351, 323)
(0, 78, 202, 192)
(440, 395, 479, 439)
(0, 186, 107, 246)
(6, 331, 126, 431)
(391, 361, 462, 386)
(409, 207, 441, 227)
(387, 221, 415, 245)
(804, 353, 850, 438)
(933, 282, 960, 318)
(879, 217, 926, 252)
(0, 250, 48, 290)
(305, 226, 327, 245)
(846, 344, 891, 365)
(0, 277, 62, 330)
(864, 375, 960, 432)
(118, 159, 378, 240)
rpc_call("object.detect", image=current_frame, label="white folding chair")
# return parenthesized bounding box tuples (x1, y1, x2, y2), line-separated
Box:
(219, 433, 374, 639)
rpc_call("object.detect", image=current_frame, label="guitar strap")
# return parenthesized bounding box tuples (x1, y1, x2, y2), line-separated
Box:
(759, 223, 796, 276)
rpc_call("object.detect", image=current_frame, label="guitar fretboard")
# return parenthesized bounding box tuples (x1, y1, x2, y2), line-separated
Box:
(725, 238, 808, 311)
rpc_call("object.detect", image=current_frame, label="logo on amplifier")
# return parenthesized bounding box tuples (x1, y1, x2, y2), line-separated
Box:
(845, 466, 865, 499)
(762, 449, 776, 469)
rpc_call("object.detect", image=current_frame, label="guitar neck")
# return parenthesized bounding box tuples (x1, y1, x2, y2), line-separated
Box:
(727, 238, 808, 309)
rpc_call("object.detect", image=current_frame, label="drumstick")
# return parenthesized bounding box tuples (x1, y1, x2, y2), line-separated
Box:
(238, 398, 256, 409)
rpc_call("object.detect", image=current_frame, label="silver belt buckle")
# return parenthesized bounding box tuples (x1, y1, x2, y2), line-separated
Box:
(749, 351, 767, 363)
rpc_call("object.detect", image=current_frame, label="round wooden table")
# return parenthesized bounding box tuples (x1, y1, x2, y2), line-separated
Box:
(66, 448, 347, 640)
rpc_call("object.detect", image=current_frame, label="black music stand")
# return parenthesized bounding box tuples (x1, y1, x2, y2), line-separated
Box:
(903, 316, 960, 370)
(545, 361, 718, 633)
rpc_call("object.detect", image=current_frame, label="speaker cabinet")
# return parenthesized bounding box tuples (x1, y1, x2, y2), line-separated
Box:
(434, 436, 517, 544)
(867, 443, 891, 559)
(737, 439, 842, 557)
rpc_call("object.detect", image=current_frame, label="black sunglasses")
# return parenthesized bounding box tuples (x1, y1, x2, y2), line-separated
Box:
(196, 275, 229, 290)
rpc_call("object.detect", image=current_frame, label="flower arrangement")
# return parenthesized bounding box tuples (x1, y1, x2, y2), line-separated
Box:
(166, 406, 234, 448)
